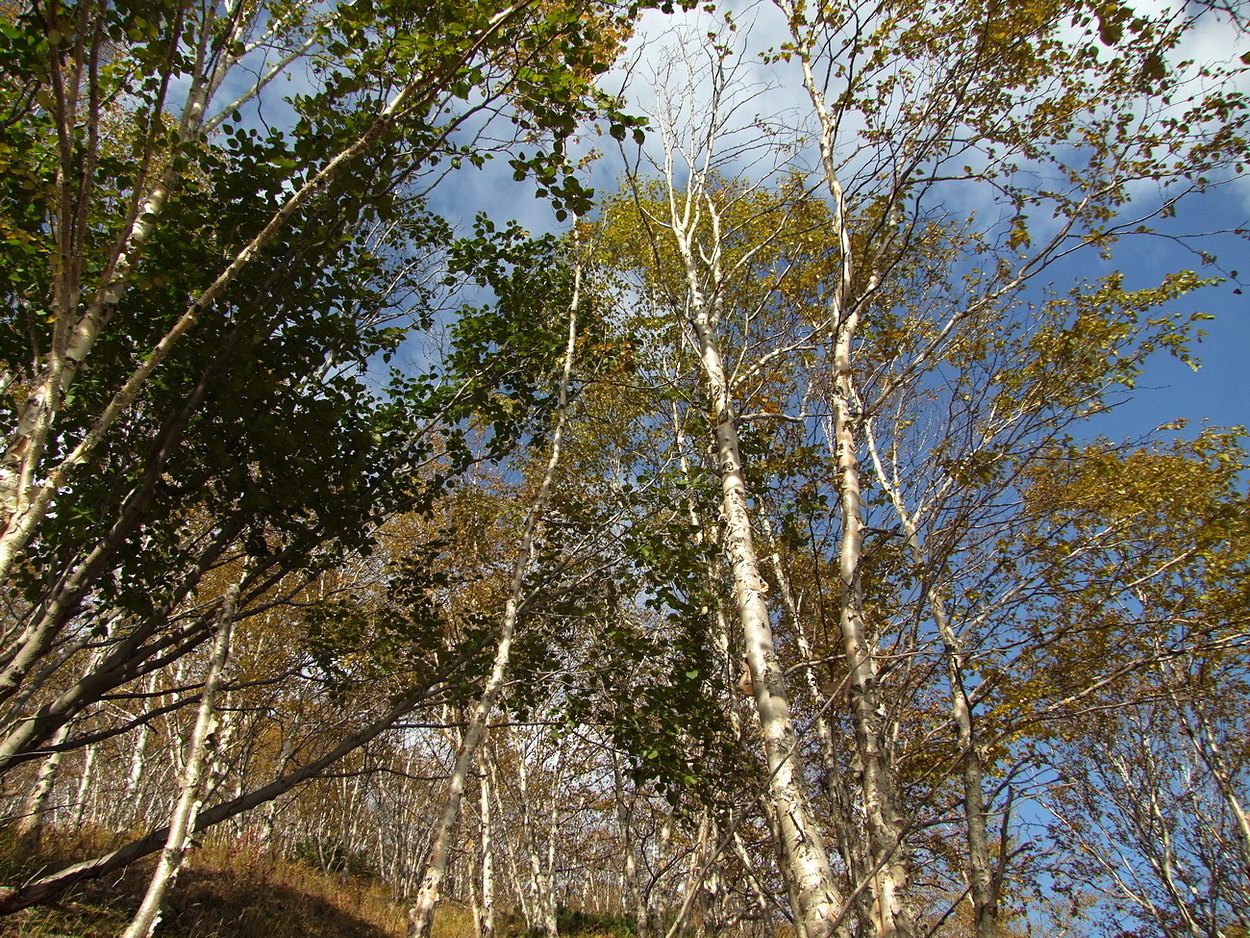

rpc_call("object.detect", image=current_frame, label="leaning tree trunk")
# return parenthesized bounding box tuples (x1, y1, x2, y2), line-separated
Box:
(0, 1, 537, 593)
(120, 577, 240, 938)
(406, 249, 583, 938)
(14, 722, 71, 850)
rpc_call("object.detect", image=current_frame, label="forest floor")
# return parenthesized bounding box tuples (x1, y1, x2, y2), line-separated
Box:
(0, 830, 440, 938)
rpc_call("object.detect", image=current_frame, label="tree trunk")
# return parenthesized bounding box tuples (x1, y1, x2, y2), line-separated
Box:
(761, 515, 867, 926)
(70, 743, 96, 830)
(537, 752, 561, 938)
(785, 22, 915, 932)
(865, 425, 996, 938)
(611, 750, 650, 938)
(516, 740, 557, 937)
(674, 205, 846, 938)
(119, 577, 239, 938)
(0, 644, 471, 914)
(406, 251, 582, 938)
(828, 360, 914, 938)
(478, 764, 496, 938)
(15, 723, 71, 850)
(117, 675, 156, 834)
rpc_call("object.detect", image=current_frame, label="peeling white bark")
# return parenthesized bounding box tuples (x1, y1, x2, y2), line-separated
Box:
(406, 248, 582, 938)
(120, 578, 239, 938)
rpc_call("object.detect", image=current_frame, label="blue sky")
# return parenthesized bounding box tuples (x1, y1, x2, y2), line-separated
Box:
(599, 0, 1250, 450)
(221, 0, 1246, 454)
(1101, 201, 1249, 440)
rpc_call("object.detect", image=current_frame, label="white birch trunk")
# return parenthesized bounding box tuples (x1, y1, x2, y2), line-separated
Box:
(119, 578, 239, 938)
(517, 743, 549, 935)
(406, 252, 583, 938)
(15, 722, 71, 848)
(668, 191, 845, 938)
(826, 327, 914, 938)
(537, 751, 561, 938)
(70, 743, 96, 830)
(865, 425, 997, 938)
(479, 764, 496, 938)
(118, 680, 155, 833)
(782, 15, 915, 931)
(635, 52, 849, 931)
(760, 516, 869, 929)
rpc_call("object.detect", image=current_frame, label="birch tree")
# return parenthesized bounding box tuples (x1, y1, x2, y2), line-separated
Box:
(2, 0, 1247, 928)
(0, 0, 650, 780)
(593, 32, 855, 937)
(120, 574, 240, 938)
(0, 0, 656, 910)
(1019, 432, 1250, 936)
(0, 0, 627, 585)
(407, 235, 584, 938)
(585, 1, 1247, 933)
(769, 0, 1247, 930)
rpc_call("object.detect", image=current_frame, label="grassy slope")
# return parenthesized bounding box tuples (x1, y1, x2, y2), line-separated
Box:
(0, 831, 477, 938)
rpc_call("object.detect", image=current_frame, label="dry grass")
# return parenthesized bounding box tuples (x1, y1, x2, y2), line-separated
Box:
(0, 828, 451, 938)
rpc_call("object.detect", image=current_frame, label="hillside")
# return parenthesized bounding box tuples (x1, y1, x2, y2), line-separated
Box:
(0, 833, 414, 938)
